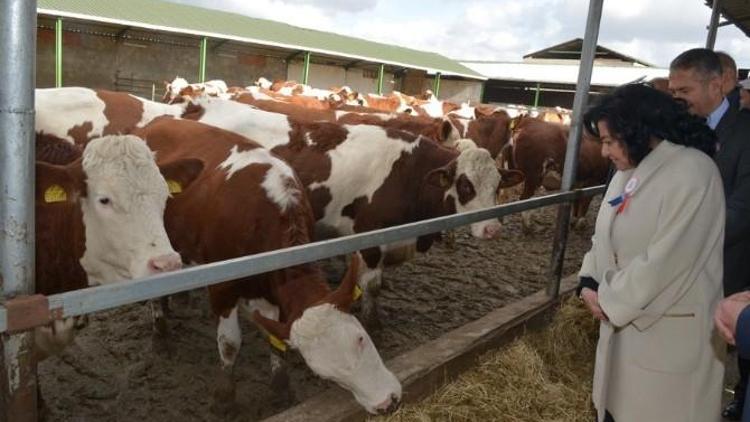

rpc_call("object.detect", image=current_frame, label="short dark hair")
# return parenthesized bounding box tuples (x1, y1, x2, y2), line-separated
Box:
(670, 48, 722, 81)
(716, 51, 737, 76)
(583, 84, 716, 165)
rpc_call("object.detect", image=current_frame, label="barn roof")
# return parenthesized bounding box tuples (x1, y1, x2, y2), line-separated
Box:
(704, 0, 750, 37)
(37, 0, 485, 80)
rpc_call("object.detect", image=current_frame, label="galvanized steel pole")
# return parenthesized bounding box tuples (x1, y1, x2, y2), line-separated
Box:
(533, 82, 541, 107)
(55, 17, 62, 87)
(547, 0, 603, 298)
(706, 0, 722, 49)
(198, 37, 207, 83)
(301, 51, 311, 85)
(432, 72, 441, 98)
(0, 1, 38, 420)
(377, 64, 385, 95)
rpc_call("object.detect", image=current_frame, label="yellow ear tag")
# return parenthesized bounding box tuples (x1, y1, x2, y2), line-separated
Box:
(352, 285, 363, 302)
(44, 184, 68, 203)
(509, 118, 518, 131)
(268, 334, 288, 353)
(166, 180, 182, 195)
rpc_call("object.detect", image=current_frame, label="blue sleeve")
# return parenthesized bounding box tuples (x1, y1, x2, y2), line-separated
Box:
(736, 305, 750, 359)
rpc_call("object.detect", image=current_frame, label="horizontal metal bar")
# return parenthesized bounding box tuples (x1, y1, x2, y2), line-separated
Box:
(0, 186, 604, 333)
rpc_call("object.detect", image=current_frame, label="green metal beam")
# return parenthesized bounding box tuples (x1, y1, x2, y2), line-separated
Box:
(432, 72, 441, 98)
(198, 37, 207, 83)
(479, 81, 486, 103)
(301, 51, 311, 85)
(533, 82, 541, 107)
(55, 17, 63, 87)
(377, 64, 385, 95)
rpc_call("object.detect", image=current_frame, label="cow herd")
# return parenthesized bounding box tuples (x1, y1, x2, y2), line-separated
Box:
(30, 77, 608, 416)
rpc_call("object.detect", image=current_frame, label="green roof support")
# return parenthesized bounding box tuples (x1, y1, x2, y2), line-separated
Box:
(301, 51, 311, 85)
(198, 37, 207, 83)
(432, 72, 441, 98)
(533, 82, 541, 107)
(55, 17, 62, 87)
(479, 81, 486, 103)
(377, 64, 385, 95)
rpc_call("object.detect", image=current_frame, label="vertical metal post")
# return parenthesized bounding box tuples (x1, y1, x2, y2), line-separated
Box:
(432, 72, 441, 98)
(533, 82, 541, 107)
(198, 37, 207, 83)
(547, 0, 603, 298)
(55, 17, 62, 87)
(301, 51, 311, 85)
(0, 1, 38, 421)
(706, 0, 722, 49)
(377, 63, 385, 95)
(479, 81, 486, 104)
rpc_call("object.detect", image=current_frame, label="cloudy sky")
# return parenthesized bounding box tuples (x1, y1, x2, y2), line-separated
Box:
(166, 0, 749, 68)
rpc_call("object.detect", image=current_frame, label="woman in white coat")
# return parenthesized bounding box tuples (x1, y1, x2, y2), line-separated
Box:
(577, 84, 726, 422)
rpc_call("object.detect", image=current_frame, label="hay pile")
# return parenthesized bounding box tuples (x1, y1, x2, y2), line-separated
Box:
(375, 297, 600, 422)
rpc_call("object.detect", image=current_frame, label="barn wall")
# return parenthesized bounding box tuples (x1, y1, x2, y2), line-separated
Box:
(36, 26, 286, 99)
(286, 61, 400, 94)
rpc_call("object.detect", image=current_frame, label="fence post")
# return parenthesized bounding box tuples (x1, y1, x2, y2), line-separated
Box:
(0, 1, 38, 421)
(547, 0, 603, 298)
(301, 51, 311, 85)
(432, 72, 441, 98)
(55, 16, 62, 87)
(198, 37, 207, 83)
(705, 0, 722, 49)
(377, 64, 385, 95)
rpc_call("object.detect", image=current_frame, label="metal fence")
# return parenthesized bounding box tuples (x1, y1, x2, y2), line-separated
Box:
(0, 185, 604, 334)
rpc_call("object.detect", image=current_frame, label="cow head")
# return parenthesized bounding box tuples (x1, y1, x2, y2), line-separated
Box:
(163, 77, 189, 104)
(426, 147, 524, 239)
(253, 256, 401, 415)
(37, 134, 201, 284)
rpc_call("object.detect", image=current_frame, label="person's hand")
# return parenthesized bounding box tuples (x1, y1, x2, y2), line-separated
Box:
(714, 291, 750, 345)
(581, 288, 608, 321)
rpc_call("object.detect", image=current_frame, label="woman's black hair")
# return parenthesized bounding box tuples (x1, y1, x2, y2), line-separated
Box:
(583, 83, 717, 165)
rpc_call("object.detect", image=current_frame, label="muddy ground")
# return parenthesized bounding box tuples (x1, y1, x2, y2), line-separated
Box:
(38, 199, 600, 421)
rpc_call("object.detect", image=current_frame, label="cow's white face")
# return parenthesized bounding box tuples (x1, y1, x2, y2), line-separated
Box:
(165, 77, 189, 103)
(448, 148, 503, 239)
(289, 304, 401, 414)
(79, 135, 181, 284)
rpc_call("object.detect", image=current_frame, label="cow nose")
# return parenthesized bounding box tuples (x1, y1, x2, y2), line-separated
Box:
(375, 393, 401, 415)
(483, 224, 501, 239)
(148, 253, 182, 273)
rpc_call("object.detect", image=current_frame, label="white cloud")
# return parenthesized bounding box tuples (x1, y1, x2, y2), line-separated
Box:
(165, 0, 749, 68)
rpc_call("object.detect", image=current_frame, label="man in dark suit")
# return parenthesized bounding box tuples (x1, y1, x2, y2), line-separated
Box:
(670, 48, 750, 421)
(717, 51, 741, 110)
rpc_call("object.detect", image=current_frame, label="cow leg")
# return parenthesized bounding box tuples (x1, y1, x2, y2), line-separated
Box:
(243, 298, 295, 405)
(212, 305, 241, 416)
(519, 179, 539, 234)
(358, 248, 384, 330)
(150, 299, 173, 356)
(571, 196, 593, 231)
(269, 352, 295, 405)
(33, 318, 77, 362)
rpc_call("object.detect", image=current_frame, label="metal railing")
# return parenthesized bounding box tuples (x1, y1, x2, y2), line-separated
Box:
(0, 186, 604, 334)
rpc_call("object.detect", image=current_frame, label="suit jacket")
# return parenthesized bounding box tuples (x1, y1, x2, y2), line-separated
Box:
(579, 140, 726, 422)
(715, 107, 750, 295)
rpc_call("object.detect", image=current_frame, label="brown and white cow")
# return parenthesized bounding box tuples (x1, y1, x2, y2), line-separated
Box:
(179, 97, 524, 325)
(162, 77, 229, 104)
(447, 110, 513, 158)
(503, 115, 608, 232)
(133, 118, 401, 415)
(34, 134, 197, 358)
(35, 87, 187, 149)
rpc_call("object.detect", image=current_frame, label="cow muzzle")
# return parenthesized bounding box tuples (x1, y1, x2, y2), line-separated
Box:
(147, 252, 183, 274)
(374, 393, 401, 415)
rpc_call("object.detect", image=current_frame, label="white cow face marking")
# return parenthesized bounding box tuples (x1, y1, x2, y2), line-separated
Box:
(78, 135, 182, 284)
(289, 304, 401, 414)
(448, 148, 503, 239)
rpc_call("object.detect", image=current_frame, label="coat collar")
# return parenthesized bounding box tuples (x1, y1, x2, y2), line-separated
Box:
(603, 140, 683, 250)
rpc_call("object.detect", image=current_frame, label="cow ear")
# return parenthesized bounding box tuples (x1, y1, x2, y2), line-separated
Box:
(328, 254, 361, 312)
(253, 311, 291, 341)
(497, 168, 525, 189)
(36, 160, 83, 204)
(438, 119, 453, 143)
(158, 158, 204, 195)
(426, 162, 456, 189)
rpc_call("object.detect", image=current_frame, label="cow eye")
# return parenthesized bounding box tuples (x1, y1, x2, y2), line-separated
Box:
(98, 197, 111, 205)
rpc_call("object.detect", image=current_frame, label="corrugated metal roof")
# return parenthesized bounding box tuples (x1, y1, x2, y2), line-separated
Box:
(523, 38, 655, 67)
(37, 0, 485, 80)
(704, 0, 750, 37)
(460, 61, 668, 86)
